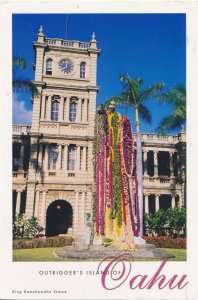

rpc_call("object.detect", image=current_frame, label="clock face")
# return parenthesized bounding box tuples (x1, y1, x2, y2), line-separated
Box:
(59, 59, 74, 74)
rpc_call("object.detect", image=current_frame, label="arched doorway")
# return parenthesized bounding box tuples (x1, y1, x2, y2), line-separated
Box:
(45, 200, 73, 237)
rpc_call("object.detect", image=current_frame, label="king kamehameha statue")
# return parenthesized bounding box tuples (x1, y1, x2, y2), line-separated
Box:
(92, 101, 141, 250)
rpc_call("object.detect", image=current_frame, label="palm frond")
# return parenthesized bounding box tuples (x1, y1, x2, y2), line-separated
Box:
(139, 82, 165, 104)
(157, 113, 184, 133)
(12, 56, 27, 74)
(138, 104, 152, 125)
(13, 79, 32, 93)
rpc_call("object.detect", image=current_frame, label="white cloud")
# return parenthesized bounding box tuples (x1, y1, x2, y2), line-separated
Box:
(12, 97, 32, 125)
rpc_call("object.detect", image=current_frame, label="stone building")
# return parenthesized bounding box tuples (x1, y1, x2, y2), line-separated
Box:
(12, 27, 186, 241)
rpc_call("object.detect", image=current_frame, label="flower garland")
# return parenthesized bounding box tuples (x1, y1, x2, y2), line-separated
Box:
(120, 116, 140, 237)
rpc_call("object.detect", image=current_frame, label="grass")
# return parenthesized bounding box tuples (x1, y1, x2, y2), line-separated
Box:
(13, 247, 187, 262)
(160, 248, 186, 261)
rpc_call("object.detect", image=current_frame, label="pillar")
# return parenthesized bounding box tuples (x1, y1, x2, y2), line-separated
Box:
(19, 144, 24, 171)
(179, 194, 183, 208)
(82, 146, 87, 171)
(37, 143, 43, 171)
(44, 144, 49, 171)
(64, 144, 68, 170)
(144, 194, 149, 213)
(171, 195, 175, 208)
(34, 190, 40, 218)
(81, 192, 85, 224)
(47, 96, 52, 121)
(155, 194, 160, 211)
(154, 150, 159, 177)
(41, 190, 47, 226)
(76, 145, 80, 171)
(77, 98, 82, 122)
(66, 97, 70, 122)
(57, 144, 62, 170)
(170, 151, 174, 177)
(74, 191, 79, 224)
(59, 96, 64, 122)
(84, 98, 88, 122)
(41, 95, 46, 120)
(16, 190, 22, 214)
(143, 150, 148, 176)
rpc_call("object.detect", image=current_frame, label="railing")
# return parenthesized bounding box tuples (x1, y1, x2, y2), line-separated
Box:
(12, 171, 28, 178)
(144, 176, 174, 185)
(45, 38, 90, 49)
(12, 125, 31, 135)
(135, 133, 179, 144)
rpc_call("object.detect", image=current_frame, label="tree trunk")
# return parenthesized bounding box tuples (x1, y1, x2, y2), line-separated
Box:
(136, 123, 143, 237)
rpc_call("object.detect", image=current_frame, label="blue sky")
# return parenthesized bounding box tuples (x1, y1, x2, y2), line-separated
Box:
(12, 14, 186, 133)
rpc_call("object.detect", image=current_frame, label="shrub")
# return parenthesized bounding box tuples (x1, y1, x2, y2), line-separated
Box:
(143, 236, 186, 249)
(13, 214, 44, 240)
(144, 207, 186, 237)
(13, 236, 73, 249)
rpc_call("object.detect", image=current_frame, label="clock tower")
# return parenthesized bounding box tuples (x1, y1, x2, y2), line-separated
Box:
(25, 26, 100, 242)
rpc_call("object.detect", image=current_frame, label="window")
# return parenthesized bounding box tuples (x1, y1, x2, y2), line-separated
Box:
(69, 102, 77, 122)
(68, 145, 76, 170)
(80, 62, 86, 78)
(49, 145, 58, 170)
(51, 100, 59, 121)
(46, 59, 52, 75)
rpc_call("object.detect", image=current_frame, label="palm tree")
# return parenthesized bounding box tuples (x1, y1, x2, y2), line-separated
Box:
(12, 55, 32, 92)
(104, 74, 164, 237)
(157, 84, 186, 133)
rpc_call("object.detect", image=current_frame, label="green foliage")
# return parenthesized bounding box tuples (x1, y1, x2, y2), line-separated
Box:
(13, 236, 73, 249)
(157, 84, 186, 133)
(13, 214, 44, 240)
(143, 236, 186, 249)
(144, 207, 186, 237)
(102, 237, 114, 247)
(111, 112, 122, 226)
(144, 210, 168, 236)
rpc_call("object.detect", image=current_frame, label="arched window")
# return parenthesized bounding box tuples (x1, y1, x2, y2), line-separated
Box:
(69, 102, 77, 122)
(46, 58, 53, 75)
(51, 100, 59, 121)
(80, 62, 86, 78)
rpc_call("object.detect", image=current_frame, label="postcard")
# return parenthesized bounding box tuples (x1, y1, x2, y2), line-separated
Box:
(0, 0, 198, 299)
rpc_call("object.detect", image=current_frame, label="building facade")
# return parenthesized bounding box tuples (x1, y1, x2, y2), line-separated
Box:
(12, 27, 186, 241)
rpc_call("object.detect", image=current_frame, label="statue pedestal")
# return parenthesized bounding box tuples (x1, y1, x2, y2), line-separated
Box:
(134, 236, 146, 245)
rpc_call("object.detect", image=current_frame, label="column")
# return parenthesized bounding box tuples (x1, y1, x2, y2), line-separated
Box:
(169, 151, 174, 177)
(37, 143, 43, 171)
(66, 97, 70, 122)
(64, 144, 68, 170)
(154, 150, 159, 177)
(34, 190, 40, 218)
(76, 145, 80, 171)
(82, 146, 87, 171)
(75, 191, 79, 224)
(47, 96, 52, 121)
(19, 144, 24, 171)
(171, 195, 175, 208)
(44, 144, 49, 171)
(16, 190, 22, 214)
(144, 194, 149, 213)
(59, 96, 64, 122)
(143, 150, 148, 176)
(77, 98, 82, 122)
(81, 192, 85, 224)
(84, 98, 88, 122)
(41, 190, 46, 226)
(155, 194, 160, 211)
(57, 144, 62, 170)
(41, 95, 46, 120)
